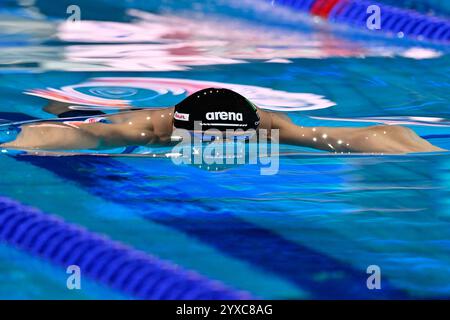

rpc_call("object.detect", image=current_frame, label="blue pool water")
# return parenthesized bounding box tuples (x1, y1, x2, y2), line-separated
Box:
(1, 0, 450, 299)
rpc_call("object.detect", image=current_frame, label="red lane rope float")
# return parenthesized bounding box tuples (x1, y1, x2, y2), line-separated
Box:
(310, 0, 342, 18)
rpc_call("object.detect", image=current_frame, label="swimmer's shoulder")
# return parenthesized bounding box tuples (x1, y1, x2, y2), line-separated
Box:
(105, 107, 175, 124)
(109, 107, 174, 142)
(256, 108, 292, 131)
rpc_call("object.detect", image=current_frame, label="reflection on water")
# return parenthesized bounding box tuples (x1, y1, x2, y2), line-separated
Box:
(0, 5, 445, 72)
(25, 77, 336, 110)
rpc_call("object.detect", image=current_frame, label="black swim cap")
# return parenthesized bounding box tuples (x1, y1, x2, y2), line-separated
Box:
(173, 88, 260, 132)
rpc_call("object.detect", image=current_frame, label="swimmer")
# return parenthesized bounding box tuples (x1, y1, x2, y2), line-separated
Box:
(0, 88, 444, 154)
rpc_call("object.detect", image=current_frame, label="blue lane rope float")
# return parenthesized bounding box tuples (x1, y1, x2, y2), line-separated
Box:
(373, 0, 450, 18)
(0, 196, 252, 300)
(269, 0, 450, 42)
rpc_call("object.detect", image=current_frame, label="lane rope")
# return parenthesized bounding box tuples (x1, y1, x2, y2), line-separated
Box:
(0, 196, 252, 300)
(271, 0, 450, 42)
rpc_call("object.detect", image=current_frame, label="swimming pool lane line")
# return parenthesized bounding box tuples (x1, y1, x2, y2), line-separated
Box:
(0, 155, 305, 299)
(0, 196, 252, 300)
(271, 0, 450, 42)
(17, 154, 411, 299)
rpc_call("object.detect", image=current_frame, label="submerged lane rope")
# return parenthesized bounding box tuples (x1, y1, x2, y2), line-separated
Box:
(0, 196, 251, 300)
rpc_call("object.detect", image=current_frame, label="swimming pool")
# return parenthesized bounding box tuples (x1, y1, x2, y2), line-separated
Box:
(1, 0, 450, 299)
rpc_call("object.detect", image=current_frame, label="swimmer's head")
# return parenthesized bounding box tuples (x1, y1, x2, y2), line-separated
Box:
(173, 88, 260, 134)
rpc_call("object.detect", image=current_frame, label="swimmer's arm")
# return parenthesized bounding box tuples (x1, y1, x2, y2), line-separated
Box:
(1, 122, 160, 150)
(265, 111, 444, 154)
(259, 111, 338, 152)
